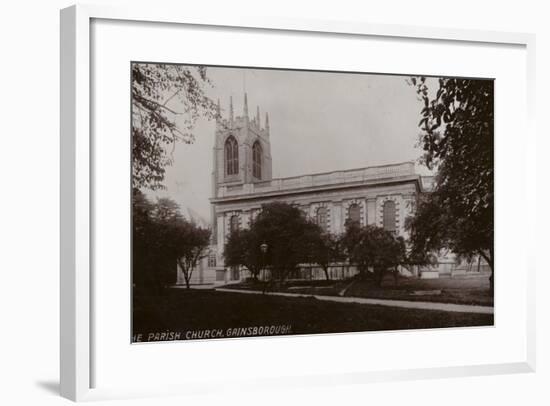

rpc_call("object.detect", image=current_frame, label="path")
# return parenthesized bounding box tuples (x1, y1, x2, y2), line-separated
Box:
(215, 288, 494, 314)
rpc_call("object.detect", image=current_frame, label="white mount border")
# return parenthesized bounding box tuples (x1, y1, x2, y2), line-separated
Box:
(60, 3, 536, 402)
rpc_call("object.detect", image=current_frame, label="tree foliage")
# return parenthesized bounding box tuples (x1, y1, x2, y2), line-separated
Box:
(224, 202, 322, 284)
(308, 232, 345, 281)
(223, 203, 411, 286)
(405, 194, 447, 266)
(132, 191, 211, 291)
(253, 203, 322, 283)
(132, 63, 217, 191)
(408, 77, 494, 290)
(225, 228, 264, 280)
(173, 219, 211, 289)
(342, 222, 406, 286)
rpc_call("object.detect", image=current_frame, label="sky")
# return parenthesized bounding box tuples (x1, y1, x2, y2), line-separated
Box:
(150, 66, 436, 223)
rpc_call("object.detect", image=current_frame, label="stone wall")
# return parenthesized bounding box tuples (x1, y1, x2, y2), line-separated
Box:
(212, 176, 420, 268)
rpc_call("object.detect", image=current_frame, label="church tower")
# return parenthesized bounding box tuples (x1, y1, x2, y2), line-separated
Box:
(211, 93, 273, 198)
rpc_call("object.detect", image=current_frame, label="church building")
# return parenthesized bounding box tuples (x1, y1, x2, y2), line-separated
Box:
(184, 93, 441, 284)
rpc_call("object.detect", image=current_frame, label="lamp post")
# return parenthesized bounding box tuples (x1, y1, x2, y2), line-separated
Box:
(260, 242, 268, 293)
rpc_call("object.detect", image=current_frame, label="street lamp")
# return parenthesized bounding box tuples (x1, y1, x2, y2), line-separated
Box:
(260, 242, 268, 292)
(260, 242, 268, 254)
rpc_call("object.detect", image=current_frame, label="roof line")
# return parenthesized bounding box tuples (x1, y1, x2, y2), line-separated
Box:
(251, 160, 417, 183)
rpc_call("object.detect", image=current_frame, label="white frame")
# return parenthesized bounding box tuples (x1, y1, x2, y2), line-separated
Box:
(60, 4, 536, 402)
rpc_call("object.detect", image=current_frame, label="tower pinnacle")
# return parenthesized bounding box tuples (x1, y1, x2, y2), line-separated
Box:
(243, 92, 249, 118)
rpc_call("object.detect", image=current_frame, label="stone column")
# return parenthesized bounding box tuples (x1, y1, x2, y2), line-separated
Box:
(241, 210, 251, 229)
(216, 214, 225, 264)
(331, 202, 343, 234)
(401, 194, 415, 238)
(176, 263, 183, 285)
(366, 198, 376, 225)
(399, 195, 406, 236)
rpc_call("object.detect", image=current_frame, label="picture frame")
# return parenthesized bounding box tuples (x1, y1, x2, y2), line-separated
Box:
(60, 3, 536, 402)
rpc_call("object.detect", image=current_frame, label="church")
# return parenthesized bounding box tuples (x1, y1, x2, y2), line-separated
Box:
(177, 94, 451, 286)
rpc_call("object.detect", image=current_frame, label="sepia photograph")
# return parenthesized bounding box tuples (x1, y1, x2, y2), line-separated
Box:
(131, 63, 494, 343)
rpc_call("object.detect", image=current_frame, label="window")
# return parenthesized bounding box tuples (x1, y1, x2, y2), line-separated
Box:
(225, 136, 239, 175)
(316, 206, 328, 232)
(229, 215, 239, 233)
(252, 141, 262, 179)
(208, 254, 217, 268)
(348, 203, 361, 225)
(383, 200, 397, 233)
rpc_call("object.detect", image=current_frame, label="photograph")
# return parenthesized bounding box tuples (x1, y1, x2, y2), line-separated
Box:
(131, 63, 494, 343)
(1, 0, 545, 404)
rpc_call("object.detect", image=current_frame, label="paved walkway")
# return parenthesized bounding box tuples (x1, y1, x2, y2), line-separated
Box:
(215, 288, 494, 314)
(171, 284, 216, 290)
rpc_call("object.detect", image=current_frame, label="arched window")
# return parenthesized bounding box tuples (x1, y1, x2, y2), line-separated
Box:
(316, 206, 328, 232)
(229, 215, 239, 233)
(383, 200, 397, 233)
(252, 141, 262, 179)
(208, 253, 217, 268)
(225, 136, 239, 175)
(348, 203, 361, 225)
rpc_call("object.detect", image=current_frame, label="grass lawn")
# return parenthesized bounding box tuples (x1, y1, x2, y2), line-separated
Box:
(343, 275, 493, 306)
(132, 288, 493, 342)
(225, 273, 493, 307)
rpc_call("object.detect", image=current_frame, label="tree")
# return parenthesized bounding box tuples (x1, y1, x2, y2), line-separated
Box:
(342, 223, 407, 287)
(377, 233, 406, 286)
(409, 77, 494, 291)
(225, 202, 321, 285)
(172, 219, 211, 289)
(151, 197, 182, 222)
(132, 190, 160, 290)
(255, 203, 322, 284)
(405, 193, 448, 267)
(308, 232, 345, 281)
(341, 221, 369, 276)
(132, 194, 182, 291)
(132, 63, 218, 191)
(224, 228, 263, 281)
(132, 193, 210, 291)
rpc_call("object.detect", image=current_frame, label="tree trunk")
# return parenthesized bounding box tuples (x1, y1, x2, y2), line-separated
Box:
(323, 266, 331, 281)
(178, 259, 192, 289)
(280, 268, 289, 285)
(375, 268, 384, 287)
(479, 250, 494, 293)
